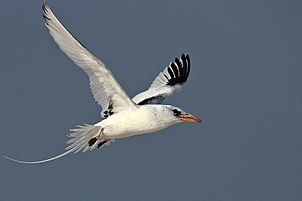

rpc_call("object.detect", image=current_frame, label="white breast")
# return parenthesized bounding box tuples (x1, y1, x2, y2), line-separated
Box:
(95, 105, 178, 139)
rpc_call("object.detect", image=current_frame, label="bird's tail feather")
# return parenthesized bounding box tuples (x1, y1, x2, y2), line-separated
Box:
(3, 149, 75, 164)
(66, 124, 103, 152)
(4, 124, 105, 164)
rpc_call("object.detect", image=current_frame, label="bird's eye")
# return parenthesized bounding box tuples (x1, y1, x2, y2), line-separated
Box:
(172, 109, 182, 116)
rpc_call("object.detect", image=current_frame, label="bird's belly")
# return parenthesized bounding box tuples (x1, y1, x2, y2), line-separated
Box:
(99, 112, 168, 139)
(103, 120, 161, 139)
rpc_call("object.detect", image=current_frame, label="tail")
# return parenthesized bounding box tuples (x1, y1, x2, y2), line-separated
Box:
(4, 124, 111, 164)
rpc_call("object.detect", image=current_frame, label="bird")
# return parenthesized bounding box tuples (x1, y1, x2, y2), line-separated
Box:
(4, 2, 201, 164)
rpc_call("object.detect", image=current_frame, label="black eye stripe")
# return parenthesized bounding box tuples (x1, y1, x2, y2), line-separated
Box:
(172, 109, 181, 116)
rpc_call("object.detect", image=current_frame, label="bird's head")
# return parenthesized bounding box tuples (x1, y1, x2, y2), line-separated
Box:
(167, 106, 202, 123)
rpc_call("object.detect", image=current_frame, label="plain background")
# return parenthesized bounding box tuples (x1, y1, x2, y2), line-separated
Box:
(0, 0, 301, 200)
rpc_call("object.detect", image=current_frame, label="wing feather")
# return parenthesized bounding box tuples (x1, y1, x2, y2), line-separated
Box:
(42, 3, 137, 117)
(132, 53, 190, 105)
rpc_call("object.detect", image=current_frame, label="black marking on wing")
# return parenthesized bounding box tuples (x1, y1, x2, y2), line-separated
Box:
(42, 3, 51, 25)
(137, 95, 165, 105)
(103, 101, 114, 118)
(166, 53, 190, 86)
(42, 3, 53, 25)
(42, 2, 48, 14)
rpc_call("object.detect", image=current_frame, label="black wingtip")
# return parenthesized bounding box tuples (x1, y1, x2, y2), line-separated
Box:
(166, 53, 191, 86)
(41, 1, 51, 24)
(42, 14, 51, 21)
(42, 1, 48, 13)
(182, 53, 190, 82)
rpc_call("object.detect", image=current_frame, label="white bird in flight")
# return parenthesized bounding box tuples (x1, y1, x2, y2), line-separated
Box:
(4, 2, 201, 164)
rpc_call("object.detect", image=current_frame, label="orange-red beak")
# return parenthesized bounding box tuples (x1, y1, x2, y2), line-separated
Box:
(178, 113, 202, 123)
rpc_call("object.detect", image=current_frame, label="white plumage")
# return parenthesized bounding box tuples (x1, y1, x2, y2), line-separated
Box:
(4, 2, 201, 164)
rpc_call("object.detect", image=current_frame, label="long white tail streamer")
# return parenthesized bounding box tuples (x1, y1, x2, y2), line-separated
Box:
(4, 124, 105, 164)
(3, 148, 76, 164)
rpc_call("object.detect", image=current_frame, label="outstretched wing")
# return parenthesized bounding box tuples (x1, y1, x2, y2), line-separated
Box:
(132, 53, 190, 105)
(42, 3, 137, 118)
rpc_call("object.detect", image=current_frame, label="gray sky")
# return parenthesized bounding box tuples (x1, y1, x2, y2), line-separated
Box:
(1, 0, 301, 200)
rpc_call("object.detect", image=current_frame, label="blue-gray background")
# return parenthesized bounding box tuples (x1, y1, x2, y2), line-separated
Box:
(1, 0, 301, 200)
